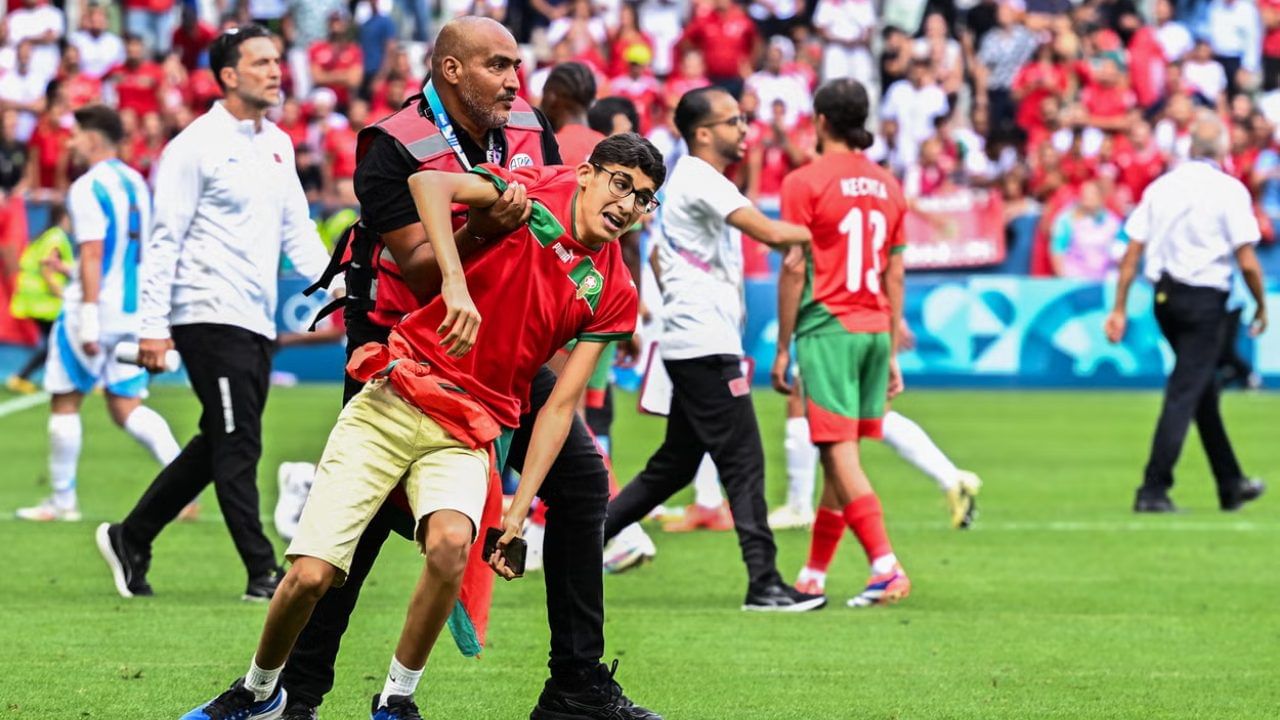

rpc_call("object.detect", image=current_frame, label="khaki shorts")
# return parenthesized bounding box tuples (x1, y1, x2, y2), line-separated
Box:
(286, 380, 490, 585)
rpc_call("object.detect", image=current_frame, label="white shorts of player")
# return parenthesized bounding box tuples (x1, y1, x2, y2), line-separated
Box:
(42, 315, 149, 399)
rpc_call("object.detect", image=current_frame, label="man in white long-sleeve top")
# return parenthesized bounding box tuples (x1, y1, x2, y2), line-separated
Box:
(95, 25, 332, 602)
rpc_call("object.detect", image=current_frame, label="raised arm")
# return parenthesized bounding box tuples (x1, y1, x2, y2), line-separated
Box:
(727, 205, 811, 247)
(405, 169, 504, 356)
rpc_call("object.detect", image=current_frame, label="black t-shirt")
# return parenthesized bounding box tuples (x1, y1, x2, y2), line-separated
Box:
(0, 141, 27, 192)
(353, 98, 562, 234)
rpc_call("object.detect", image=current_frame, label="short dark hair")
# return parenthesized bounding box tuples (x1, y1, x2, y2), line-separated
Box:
(587, 96, 640, 136)
(673, 86, 727, 145)
(813, 78, 873, 150)
(544, 62, 597, 109)
(209, 24, 273, 91)
(588, 132, 666, 189)
(73, 104, 124, 145)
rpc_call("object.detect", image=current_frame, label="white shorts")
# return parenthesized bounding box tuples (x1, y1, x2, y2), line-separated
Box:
(43, 316, 148, 398)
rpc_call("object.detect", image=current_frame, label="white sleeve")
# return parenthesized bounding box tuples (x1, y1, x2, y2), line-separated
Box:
(1123, 187, 1153, 243)
(880, 83, 901, 120)
(278, 140, 332, 283)
(67, 178, 107, 243)
(698, 164, 752, 221)
(138, 138, 201, 340)
(1225, 182, 1261, 249)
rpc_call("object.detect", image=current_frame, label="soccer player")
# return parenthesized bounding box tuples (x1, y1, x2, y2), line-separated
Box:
(15, 105, 180, 523)
(179, 134, 664, 720)
(602, 87, 822, 612)
(772, 78, 911, 608)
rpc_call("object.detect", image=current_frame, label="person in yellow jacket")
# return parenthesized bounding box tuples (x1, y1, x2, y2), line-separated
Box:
(6, 204, 73, 394)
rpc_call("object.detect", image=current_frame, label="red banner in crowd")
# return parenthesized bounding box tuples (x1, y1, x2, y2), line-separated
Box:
(903, 189, 1006, 270)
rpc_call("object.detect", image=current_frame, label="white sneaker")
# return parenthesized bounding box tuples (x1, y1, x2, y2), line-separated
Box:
(767, 504, 815, 530)
(273, 461, 315, 542)
(16, 497, 81, 522)
(603, 522, 656, 574)
(522, 518, 546, 573)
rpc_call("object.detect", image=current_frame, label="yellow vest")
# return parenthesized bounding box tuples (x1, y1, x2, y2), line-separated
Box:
(10, 227, 72, 321)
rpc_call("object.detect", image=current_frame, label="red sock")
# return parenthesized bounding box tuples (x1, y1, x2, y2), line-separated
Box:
(805, 507, 845, 572)
(842, 495, 893, 563)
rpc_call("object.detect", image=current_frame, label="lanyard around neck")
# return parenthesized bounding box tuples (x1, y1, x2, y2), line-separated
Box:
(423, 80, 501, 171)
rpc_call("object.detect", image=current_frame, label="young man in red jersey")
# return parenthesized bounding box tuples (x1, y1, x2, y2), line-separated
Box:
(178, 133, 665, 720)
(772, 78, 912, 609)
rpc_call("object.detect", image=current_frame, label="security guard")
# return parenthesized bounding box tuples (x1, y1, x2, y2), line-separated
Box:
(1106, 112, 1268, 513)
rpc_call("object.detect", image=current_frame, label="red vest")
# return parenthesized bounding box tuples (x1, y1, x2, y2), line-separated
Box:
(356, 96, 547, 327)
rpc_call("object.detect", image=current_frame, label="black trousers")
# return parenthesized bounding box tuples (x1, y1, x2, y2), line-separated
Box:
(1140, 279, 1245, 503)
(604, 354, 782, 591)
(281, 309, 609, 708)
(121, 323, 277, 578)
(1217, 307, 1254, 386)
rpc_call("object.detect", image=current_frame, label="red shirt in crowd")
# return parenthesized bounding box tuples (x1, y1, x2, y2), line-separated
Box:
(29, 119, 70, 190)
(278, 115, 308, 151)
(111, 60, 165, 118)
(1112, 139, 1165, 202)
(61, 72, 102, 109)
(179, 68, 222, 113)
(125, 0, 175, 11)
(1127, 26, 1166, 108)
(323, 124, 359, 180)
(1263, 0, 1280, 59)
(679, 4, 758, 80)
(665, 74, 710, 110)
(555, 123, 606, 165)
(1012, 62, 1069, 134)
(125, 135, 164, 179)
(608, 72, 661, 134)
(171, 20, 218, 72)
(1080, 82, 1136, 126)
(309, 41, 362, 108)
(606, 34, 655, 78)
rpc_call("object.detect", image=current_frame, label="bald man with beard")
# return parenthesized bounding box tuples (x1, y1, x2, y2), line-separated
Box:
(272, 17, 662, 720)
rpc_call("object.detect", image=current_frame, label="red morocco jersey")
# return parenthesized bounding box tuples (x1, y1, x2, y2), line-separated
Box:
(391, 164, 638, 428)
(781, 150, 907, 336)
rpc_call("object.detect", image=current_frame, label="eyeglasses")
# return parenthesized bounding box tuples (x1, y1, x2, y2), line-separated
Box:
(591, 162, 660, 214)
(699, 113, 749, 129)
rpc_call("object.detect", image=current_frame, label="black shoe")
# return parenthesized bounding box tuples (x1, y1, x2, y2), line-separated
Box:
(243, 566, 283, 602)
(281, 702, 318, 720)
(95, 522, 153, 597)
(181, 678, 286, 719)
(372, 693, 423, 719)
(531, 660, 663, 720)
(1221, 478, 1266, 511)
(1133, 494, 1178, 513)
(742, 582, 826, 612)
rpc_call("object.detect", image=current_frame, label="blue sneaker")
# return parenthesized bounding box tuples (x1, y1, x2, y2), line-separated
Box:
(371, 694, 423, 719)
(181, 678, 286, 719)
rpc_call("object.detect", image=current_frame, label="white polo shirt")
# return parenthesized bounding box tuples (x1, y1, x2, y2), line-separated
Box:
(1123, 159, 1259, 292)
(654, 155, 752, 360)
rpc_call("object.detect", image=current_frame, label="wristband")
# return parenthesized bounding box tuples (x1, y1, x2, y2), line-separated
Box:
(78, 303, 101, 345)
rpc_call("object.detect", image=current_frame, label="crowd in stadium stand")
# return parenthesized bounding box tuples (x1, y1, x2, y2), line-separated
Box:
(1, 0, 1278, 279)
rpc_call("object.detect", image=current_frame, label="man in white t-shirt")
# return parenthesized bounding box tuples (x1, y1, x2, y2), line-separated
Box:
(602, 86, 824, 612)
(745, 37, 811, 131)
(880, 57, 950, 172)
(813, 0, 875, 86)
(69, 3, 126, 81)
(1106, 112, 1268, 513)
(6, 0, 65, 89)
(0, 40, 50, 143)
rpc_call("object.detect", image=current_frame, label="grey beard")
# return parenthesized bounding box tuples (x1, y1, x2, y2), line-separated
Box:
(459, 87, 511, 131)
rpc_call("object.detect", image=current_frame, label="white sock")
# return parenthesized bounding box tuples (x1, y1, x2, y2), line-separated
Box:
(692, 454, 723, 509)
(881, 411, 958, 491)
(244, 658, 282, 701)
(871, 553, 899, 575)
(48, 413, 82, 510)
(123, 405, 181, 465)
(797, 566, 826, 586)
(783, 417, 817, 511)
(380, 656, 424, 706)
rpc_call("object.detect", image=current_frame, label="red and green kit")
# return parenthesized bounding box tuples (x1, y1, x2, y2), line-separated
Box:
(781, 151, 908, 442)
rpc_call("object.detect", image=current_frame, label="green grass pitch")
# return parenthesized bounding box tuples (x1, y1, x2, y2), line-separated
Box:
(0, 385, 1277, 718)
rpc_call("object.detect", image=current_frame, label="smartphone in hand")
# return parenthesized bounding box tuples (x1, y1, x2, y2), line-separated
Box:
(483, 527, 527, 578)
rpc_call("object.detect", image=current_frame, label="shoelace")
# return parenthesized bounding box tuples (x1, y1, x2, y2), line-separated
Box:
(596, 659, 630, 708)
(202, 684, 259, 720)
